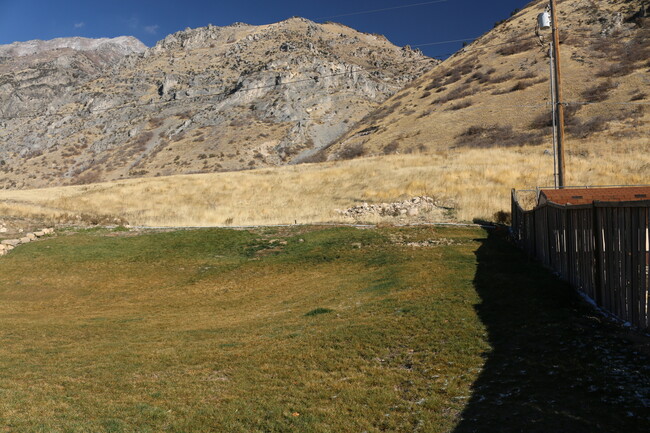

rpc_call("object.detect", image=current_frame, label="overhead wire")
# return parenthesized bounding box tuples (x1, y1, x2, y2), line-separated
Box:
(314, 0, 449, 20)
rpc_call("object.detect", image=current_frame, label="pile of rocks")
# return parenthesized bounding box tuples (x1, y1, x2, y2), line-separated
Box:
(0, 228, 54, 256)
(337, 196, 445, 219)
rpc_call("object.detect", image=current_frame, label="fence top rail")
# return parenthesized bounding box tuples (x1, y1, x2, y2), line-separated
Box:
(535, 184, 650, 190)
(545, 202, 594, 210)
(512, 196, 650, 214)
(594, 199, 650, 208)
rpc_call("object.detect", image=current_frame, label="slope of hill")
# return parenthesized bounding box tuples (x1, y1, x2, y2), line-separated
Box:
(0, 36, 146, 123)
(324, 0, 649, 168)
(0, 19, 435, 189)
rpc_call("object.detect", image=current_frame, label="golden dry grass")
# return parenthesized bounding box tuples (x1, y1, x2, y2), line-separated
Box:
(1, 145, 648, 227)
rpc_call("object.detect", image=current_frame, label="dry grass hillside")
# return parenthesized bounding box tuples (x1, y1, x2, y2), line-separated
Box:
(1, 147, 649, 227)
(1, 0, 648, 226)
(324, 0, 649, 183)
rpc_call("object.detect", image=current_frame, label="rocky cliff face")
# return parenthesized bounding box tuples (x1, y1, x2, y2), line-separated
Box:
(0, 19, 435, 189)
(0, 36, 146, 119)
(0, 36, 147, 58)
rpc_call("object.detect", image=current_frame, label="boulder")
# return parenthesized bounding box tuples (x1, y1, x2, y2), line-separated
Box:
(27, 233, 37, 240)
(1, 239, 20, 246)
(19, 237, 31, 244)
(34, 231, 45, 237)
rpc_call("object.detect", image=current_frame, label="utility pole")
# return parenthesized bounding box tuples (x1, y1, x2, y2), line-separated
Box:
(549, 0, 566, 188)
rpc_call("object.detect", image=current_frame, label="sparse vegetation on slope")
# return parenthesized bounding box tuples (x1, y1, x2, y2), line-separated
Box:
(326, 0, 649, 159)
(1, 144, 649, 226)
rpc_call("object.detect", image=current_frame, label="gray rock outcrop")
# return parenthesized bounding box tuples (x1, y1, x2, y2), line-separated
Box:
(0, 18, 436, 189)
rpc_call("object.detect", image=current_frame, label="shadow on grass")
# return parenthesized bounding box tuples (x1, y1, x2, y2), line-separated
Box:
(454, 229, 650, 433)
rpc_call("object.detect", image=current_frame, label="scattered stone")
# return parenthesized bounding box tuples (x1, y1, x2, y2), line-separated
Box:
(0, 228, 55, 257)
(337, 196, 450, 220)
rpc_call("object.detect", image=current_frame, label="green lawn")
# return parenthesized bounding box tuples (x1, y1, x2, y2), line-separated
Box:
(0, 225, 648, 432)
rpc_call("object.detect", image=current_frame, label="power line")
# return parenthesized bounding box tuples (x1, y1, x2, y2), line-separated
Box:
(314, 0, 449, 20)
(410, 37, 481, 48)
(566, 101, 650, 106)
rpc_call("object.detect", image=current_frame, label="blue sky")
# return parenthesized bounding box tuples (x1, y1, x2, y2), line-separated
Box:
(0, 0, 535, 58)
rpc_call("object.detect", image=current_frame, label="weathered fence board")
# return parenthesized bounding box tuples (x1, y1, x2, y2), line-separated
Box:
(511, 190, 650, 331)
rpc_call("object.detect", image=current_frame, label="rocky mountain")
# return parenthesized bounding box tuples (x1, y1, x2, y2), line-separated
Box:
(0, 36, 146, 119)
(323, 0, 649, 160)
(0, 19, 435, 189)
(0, 36, 147, 58)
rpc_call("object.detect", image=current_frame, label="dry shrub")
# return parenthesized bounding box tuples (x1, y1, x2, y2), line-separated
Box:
(509, 80, 534, 92)
(424, 76, 445, 91)
(455, 58, 476, 76)
(443, 71, 463, 85)
(148, 117, 164, 128)
(457, 125, 545, 148)
(581, 79, 618, 102)
(566, 106, 645, 138)
(630, 92, 647, 101)
(382, 141, 400, 155)
(485, 72, 515, 85)
(434, 84, 473, 104)
(172, 132, 186, 142)
(299, 151, 327, 164)
(496, 37, 536, 56)
(73, 169, 103, 185)
(359, 102, 400, 126)
(567, 116, 609, 138)
(446, 100, 473, 111)
(337, 143, 365, 160)
(596, 63, 636, 78)
(132, 131, 153, 150)
(493, 80, 534, 95)
(493, 210, 512, 225)
(592, 25, 649, 77)
(530, 104, 581, 132)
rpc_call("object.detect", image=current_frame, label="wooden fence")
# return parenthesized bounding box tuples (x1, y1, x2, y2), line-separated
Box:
(511, 189, 650, 331)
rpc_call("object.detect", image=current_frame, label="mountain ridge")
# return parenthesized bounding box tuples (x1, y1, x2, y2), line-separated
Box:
(0, 36, 147, 57)
(0, 17, 435, 189)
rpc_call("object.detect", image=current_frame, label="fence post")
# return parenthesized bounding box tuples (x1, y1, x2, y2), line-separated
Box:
(593, 203, 604, 306)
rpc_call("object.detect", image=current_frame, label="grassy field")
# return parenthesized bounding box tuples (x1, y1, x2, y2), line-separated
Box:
(1, 148, 649, 228)
(0, 225, 648, 432)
